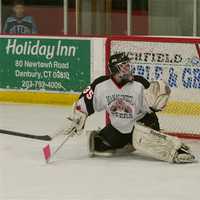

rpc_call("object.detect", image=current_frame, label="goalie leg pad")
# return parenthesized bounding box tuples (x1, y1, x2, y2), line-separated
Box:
(132, 124, 195, 163)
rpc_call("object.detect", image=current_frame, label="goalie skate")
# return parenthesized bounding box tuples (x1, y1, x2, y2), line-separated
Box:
(173, 144, 196, 163)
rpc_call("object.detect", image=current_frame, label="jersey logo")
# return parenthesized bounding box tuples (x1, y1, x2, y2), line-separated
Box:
(110, 98, 133, 119)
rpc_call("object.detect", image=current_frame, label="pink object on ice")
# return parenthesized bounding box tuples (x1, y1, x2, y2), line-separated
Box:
(43, 144, 51, 162)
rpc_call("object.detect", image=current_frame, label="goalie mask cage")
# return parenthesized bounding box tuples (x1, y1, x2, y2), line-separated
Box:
(105, 35, 200, 140)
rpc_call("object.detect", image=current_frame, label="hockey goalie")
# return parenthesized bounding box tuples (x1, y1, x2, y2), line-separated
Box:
(64, 52, 196, 163)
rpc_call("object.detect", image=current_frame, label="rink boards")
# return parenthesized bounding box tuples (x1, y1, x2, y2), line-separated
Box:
(0, 90, 79, 105)
(0, 35, 105, 105)
(1, 35, 200, 108)
(1, 35, 200, 137)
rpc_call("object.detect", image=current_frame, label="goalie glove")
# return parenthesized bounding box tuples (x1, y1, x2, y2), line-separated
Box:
(144, 80, 171, 112)
(63, 103, 87, 135)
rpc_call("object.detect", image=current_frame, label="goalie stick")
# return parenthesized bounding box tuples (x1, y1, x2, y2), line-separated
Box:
(42, 127, 76, 163)
(0, 125, 69, 141)
(0, 129, 52, 141)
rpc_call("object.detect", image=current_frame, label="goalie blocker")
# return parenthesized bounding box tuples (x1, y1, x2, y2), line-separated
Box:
(88, 124, 196, 163)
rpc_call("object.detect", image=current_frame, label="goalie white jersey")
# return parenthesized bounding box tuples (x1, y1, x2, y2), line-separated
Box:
(76, 75, 150, 133)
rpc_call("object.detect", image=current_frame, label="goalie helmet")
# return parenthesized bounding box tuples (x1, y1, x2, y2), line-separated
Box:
(108, 52, 132, 81)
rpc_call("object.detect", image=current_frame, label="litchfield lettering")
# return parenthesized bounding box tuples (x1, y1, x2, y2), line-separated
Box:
(6, 39, 77, 59)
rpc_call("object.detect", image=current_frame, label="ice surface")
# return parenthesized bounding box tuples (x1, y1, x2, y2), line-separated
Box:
(0, 103, 200, 200)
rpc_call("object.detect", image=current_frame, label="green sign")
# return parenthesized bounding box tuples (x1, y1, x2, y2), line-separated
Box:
(0, 37, 91, 92)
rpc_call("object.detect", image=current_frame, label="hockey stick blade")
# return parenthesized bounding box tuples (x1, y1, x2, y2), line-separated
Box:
(43, 127, 76, 163)
(43, 144, 51, 163)
(0, 129, 52, 141)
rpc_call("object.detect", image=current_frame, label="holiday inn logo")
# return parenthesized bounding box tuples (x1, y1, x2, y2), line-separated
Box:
(5, 39, 77, 60)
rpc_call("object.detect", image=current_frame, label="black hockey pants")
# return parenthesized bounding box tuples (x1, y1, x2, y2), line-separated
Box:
(94, 124, 133, 152)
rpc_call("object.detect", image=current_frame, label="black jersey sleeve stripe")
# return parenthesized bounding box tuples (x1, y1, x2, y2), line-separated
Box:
(84, 95, 95, 115)
(79, 75, 110, 115)
(134, 75, 150, 89)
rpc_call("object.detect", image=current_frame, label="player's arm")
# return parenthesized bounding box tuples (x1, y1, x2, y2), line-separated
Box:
(64, 76, 109, 135)
(23, 16, 38, 34)
(135, 76, 171, 130)
(78, 75, 110, 115)
(133, 75, 150, 89)
(133, 75, 171, 112)
(30, 17, 38, 34)
(3, 18, 9, 33)
(144, 80, 171, 112)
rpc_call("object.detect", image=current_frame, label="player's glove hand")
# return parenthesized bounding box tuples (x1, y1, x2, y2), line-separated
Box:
(144, 80, 171, 112)
(64, 106, 87, 136)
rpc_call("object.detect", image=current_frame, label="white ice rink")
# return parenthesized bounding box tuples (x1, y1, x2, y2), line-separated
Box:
(0, 103, 200, 200)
